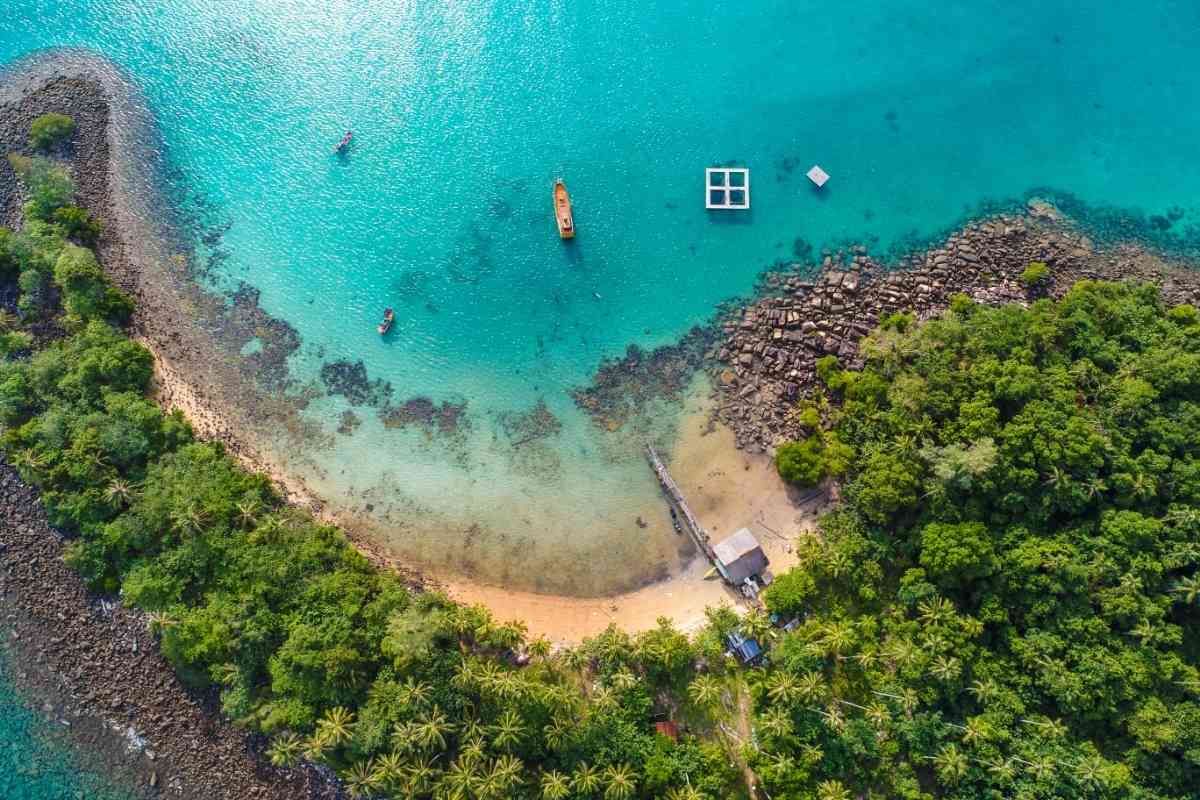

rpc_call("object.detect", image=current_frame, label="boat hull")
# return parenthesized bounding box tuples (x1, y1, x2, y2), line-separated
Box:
(554, 180, 575, 239)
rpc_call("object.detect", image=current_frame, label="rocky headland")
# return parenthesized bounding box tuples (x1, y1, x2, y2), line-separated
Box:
(710, 206, 1200, 452)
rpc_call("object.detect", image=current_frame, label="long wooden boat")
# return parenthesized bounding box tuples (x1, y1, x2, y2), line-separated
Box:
(554, 179, 575, 239)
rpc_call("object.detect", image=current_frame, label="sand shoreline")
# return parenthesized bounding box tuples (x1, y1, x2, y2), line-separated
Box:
(1, 49, 815, 642)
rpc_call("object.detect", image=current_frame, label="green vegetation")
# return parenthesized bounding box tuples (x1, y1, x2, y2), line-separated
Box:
(0, 144, 739, 799)
(28, 112, 76, 151)
(766, 284, 1199, 798)
(1021, 259, 1050, 286)
(2, 124, 1195, 798)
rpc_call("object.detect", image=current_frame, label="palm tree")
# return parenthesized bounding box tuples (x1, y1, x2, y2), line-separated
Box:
(490, 619, 528, 651)
(405, 756, 438, 795)
(930, 655, 961, 682)
(573, 763, 602, 797)
(341, 761, 380, 799)
(610, 669, 638, 692)
(821, 702, 845, 731)
(541, 717, 570, 750)
(602, 764, 637, 800)
(968, 678, 998, 705)
(820, 621, 854, 657)
(1130, 619, 1157, 646)
(370, 750, 405, 788)
(146, 611, 178, 635)
(267, 732, 304, 767)
(528, 636, 553, 661)
(390, 721, 419, 754)
(962, 716, 991, 745)
(865, 702, 891, 729)
(742, 610, 773, 642)
(757, 707, 793, 740)
(1026, 757, 1056, 781)
(303, 732, 331, 763)
(317, 706, 356, 747)
(440, 758, 481, 800)
(918, 597, 954, 626)
(987, 758, 1015, 782)
(235, 499, 261, 528)
(1074, 756, 1107, 788)
(104, 478, 135, 508)
(665, 784, 704, 800)
(688, 675, 722, 710)
(932, 744, 968, 785)
(414, 706, 452, 752)
(1172, 574, 1200, 605)
(494, 755, 523, 785)
(796, 671, 826, 703)
(171, 503, 208, 536)
(540, 770, 571, 800)
(591, 685, 617, 710)
(800, 743, 824, 766)
(399, 677, 433, 709)
(491, 708, 525, 752)
(816, 779, 850, 800)
(765, 671, 799, 706)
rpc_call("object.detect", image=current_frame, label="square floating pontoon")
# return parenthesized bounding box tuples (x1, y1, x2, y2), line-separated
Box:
(806, 165, 830, 188)
(706, 167, 750, 209)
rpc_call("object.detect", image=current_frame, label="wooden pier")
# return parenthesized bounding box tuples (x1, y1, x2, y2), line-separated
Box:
(644, 443, 715, 562)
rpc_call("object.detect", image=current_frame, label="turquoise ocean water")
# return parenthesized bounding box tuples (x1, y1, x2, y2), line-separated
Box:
(3, 1, 1200, 596)
(0, 647, 138, 800)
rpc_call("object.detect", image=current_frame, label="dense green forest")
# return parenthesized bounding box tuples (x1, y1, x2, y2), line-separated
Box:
(766, 285, 1200, 799)
(1, 120, 1197, 799)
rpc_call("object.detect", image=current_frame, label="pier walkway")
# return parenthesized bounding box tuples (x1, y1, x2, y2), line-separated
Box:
(644, 443, 716, 563)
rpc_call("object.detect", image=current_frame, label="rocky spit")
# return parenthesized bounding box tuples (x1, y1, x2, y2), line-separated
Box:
(0, 467, 343, 800)
(1, 54, 344, 799)
(712, 207, 1200, 452)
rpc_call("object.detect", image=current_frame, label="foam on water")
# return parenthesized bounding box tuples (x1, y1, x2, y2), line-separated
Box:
(0, 646, 139, 800)
(3, 1, 1200, 594)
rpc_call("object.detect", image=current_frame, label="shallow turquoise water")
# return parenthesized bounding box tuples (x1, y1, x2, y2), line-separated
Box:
(3, 1, 1200, 592)
(0, 645, 139, 800)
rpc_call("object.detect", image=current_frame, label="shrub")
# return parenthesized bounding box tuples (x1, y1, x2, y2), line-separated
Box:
(52, 244, 132, 324)
(1167, 303, 1199, 327)
(52, 206, 102, 245)
(29, 113, 76, 151)
(7, 154, 74, 222)
(1020, 260, 1049, 286)
(775, 438, 826, 487)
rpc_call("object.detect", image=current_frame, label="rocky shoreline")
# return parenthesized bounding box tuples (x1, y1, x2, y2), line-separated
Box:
(0, 466, 343, 799)
(0, 52, 345, 799)
(710, 204, 1200, 452)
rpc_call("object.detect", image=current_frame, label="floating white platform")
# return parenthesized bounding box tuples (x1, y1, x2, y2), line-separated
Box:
(806, 165, 830, 188)
(706, 167, 750, 209)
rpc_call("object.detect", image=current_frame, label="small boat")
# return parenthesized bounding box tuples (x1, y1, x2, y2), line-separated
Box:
(333, 130, 352, 154)
(553, 179, 575, 239)
(377, 308, 394, 335)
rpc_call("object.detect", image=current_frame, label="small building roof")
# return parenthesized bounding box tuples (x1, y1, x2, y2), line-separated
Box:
(654, 721, 679, 740)
(713, 528, 768, 584)
(806, 164, 830, 187)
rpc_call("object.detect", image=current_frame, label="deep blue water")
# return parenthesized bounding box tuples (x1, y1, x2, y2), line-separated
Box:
(0, 645, 138, 800)
(3, 1, 1200, 593)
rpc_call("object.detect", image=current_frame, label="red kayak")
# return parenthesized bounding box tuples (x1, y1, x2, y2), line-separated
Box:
(333, 130, 352, 154)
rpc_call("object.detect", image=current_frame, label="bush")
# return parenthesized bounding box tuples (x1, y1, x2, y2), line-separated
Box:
(29, 113, 76, 151)
(7, 154, 74, 222)
(53, 243, 132, 323)
(775, 438, 826, 486)
(1020, 260, 1049, 286)
(52, 206, 102, 245)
